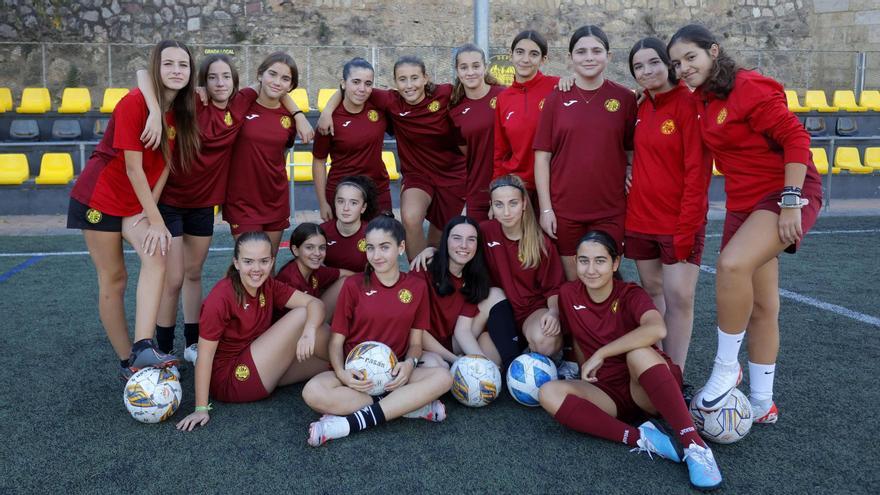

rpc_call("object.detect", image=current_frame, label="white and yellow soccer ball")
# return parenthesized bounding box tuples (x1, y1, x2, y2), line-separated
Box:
(506, 352, 557, 407)
(450, 355, 502, 407)
(123, 367, 182, 424)
(689, 387, 754, 444)
(345, 341, 398, 396)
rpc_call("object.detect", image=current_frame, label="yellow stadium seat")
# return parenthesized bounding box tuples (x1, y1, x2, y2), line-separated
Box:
(58, 88, 92, 113)
(834, 147, 873, 174)
(810, 148, 839, 174)
(863, 148, 880, 170)
(289, 88, 310, 112)
(0, 154, 29, 184)
(382, 151, 400, 180)
(0, 87, 12, 112)
(100, 88, 129, 113)
(35, 153, 75, 184)
(858, 90, 880, 111)
(317, 88, 337, 112)
(804, 90, 838, 112)
(784, 90, 809, 113)
(833, 90, 867, 112)
(712, 163, 723, 176)
(16, 87, 51, 113)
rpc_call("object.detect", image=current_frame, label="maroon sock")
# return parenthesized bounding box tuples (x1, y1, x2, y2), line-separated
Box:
(554, 394, 640, 447)
(638, 363, 705, 448)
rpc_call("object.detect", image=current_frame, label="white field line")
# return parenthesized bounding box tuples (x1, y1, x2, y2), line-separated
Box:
(704, 228, 880, 238)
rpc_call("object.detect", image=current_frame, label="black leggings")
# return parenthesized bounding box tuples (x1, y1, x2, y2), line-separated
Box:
(486, 300, 525, 375)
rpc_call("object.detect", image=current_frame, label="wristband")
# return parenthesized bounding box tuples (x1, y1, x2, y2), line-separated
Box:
(194, 403, 213, 412)
(291, 110, 304, 118)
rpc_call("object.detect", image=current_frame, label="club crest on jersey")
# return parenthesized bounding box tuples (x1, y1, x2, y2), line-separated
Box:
(611, 299, 619, 313)
(489, 96, 497, 109)
(428, 100, 440, 112)
(517, 251, 525, 263)
(259, 292, 266, 308)
(368, 109, 379, 122)
(166, 126, 176, 139)
(538, 98, 545, 111)
(398, 288, 413, 304)
(234, 364, 250, 381)
(357, 238, 367, 252)
(224, 111, 233, 127)
(85, 208, 102, 224)
(661, 119, 676, 135)
(280, 115, 292, 129)
(716, 108, 728, 125)
(604, 99, 620, 112)
(311, 276, 319, 289)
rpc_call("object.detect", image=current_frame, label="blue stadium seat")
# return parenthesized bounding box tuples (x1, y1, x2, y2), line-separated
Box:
(9, 119, 39, 140)
(51, 119, 83, 140)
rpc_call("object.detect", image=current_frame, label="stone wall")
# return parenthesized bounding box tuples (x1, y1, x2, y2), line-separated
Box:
(0, 0, 877, 104)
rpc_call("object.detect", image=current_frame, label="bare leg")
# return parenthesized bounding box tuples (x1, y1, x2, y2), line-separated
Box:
(561, 255, 577, 281)
(522, 308, 563, 356)
(121, 216, 168, 342)
(302, 370, 374, 415)
(400, 187, 432, 259)
(660, 261, 700, 370)
(539, 379, 617, 416)
(635, 258, 666, 317)
(83, 230, 129, 359)
(319, 275, 347, 323)
(249, 309, 331, 392)
(181, 234, 212, 323)
(745, 258, 780, 364)
(376, 367, 452, 420)
(156, 236, 184, 327)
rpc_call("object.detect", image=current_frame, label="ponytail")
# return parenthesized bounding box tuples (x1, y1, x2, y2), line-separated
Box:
(227, 231, 272, 306)
(577, 230, 624, 280)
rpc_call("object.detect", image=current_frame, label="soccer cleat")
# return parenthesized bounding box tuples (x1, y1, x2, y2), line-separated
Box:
(557, 360, 580, 381)
(683, 442, 723, 490)
(696, 359, 742, 411)
(631, 420, 683, 463)
(129, 342, 179, 371)
(751, 399, 778, 424)
(307, 415, 350, 447)
(402, 400, 447, 422)
(119, 365, 135, 382)
(184, 344, 198, 364)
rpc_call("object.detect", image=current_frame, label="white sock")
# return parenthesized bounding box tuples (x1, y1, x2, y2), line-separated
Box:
(748, 361, 775, 403)
(716, 327, 745, 364)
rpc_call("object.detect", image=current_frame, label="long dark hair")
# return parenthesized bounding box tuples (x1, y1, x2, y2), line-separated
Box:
(628, 37, 678, 86)
(668, 24, 739, 99)
(427, 216, 490, 305)
(197, 54, 240, 96)
(149, 40, 200, 176)
(289, 222, 326, 259)
(336, 175, 378, 221)
(450, 43, 501, 107)
(577, 230, 623, 281)
(362, 213, 405, 287)
(226, 231, 273, 306)
(393, 56, 436, 96)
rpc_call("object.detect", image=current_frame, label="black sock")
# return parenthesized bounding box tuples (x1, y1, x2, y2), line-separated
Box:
(131, 339, 154, 354)
(155, 325, 175, 353)
(184, 323, 199, 347)
(345, 403, 386, 433)
(487, 300, 522, 373)
(120, 359, 130, 369)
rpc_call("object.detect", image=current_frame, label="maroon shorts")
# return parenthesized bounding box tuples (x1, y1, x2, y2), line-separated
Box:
(624, 229, 706, 266)
(466, 193, 491, 222)
(402, 173, 465, 229)
(210, 348, 269, 403)
(554, 213, 625, 257)
(593, 352, 683, 423)
(721, 185, 822, 253)
(228, 218, 290, 237)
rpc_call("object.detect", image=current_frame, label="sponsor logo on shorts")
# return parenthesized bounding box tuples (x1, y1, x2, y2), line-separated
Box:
(367, 109, 379, 122)
(259, 292, 266, 308)
(398, 288, 413, 304)
(234, 364, 250, 381)
(611, 299, 619, 313)
(604, 99, 620, 112)
(280, 115, 292, 129)
(716, 107, 728, 125)
(661, 119, 676, 135)
(85, 208, 103, 224)
(489, 96, 497, 109)
(428, 100, 440, 112)
(224, 111, 233, 126)
(166, 126, 177, 140)
(357, 238, 367, 252)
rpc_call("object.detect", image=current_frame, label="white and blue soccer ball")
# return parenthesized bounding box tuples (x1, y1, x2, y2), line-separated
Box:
(450, 355, 502, 407)
(345, 341, 398, 396)
(689, 387, 754, 444)
(123, 366, 182, 424)
(506, 352, 557, 407)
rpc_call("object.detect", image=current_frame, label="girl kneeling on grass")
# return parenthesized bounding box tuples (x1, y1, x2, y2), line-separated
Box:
(301, 215, 453, 446)
(176, 231, 330, 431)
(538, 231, 722, 490)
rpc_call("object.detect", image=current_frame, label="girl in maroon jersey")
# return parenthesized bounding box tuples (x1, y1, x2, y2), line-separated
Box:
(276, 222, 354, 320)
(67, 40, 200, 379)
(176, 231, 330, 431)
(449, 44, 506, 222)
(312, 57, 392, 221)
(302, 215, 453, 446)
(624, 37, 711, 371)
(668, 25, 822, 423)
(539, 231, 722, 490)
(534, 25, 637, 281)
(320, 175, 378, 272)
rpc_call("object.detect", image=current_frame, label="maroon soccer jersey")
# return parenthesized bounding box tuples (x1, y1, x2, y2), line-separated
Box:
(331, 272, 430, 359)
(224, 102, 297, 225)
(410, 268, 479, 349)
(450, 85, 506, 218)
(320, 220, 368, 273)
(480, 219, 564, 325)
(533, 81, 637, 221)
(71, 89, 174, 216)
(312, 99, 390, 204)
(275, 260, 341, 297)
(161, 88, 259, 208)
(558, 278, 656, 376)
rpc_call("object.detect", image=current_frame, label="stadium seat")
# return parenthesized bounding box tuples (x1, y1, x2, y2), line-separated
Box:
(0, 87, 12, 112)
(810, 148, 839, 175)
(863, 148, 880, 170)
(288, 151, 313, 182)
(804, 90, 838, 112)
(382, 151, 400, 180)
(289, 88, 311, 112)
(858, 90, 880, 111)
(35, 153, 74, 184)
(9, 119, 39, 140)
(836, 117, 858, 137)
(832, 90, 867, 112)
(317, 88, 337, 112)
(93, 118, 110, 138)
(100, 88, 129, 113)
(785, 90, 810, 112)
(16, 87, 51, 113)
(803, 117, 826, 136)
(58, 88, 92, 113)
(0, 154, 29, 184)
(834, 147, 873, 174)
(51, 119, 82, 140)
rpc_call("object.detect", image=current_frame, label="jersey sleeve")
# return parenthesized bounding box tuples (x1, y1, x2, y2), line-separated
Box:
(539, 237, 565, 299)
(270, 277, 297, 311)
(111, 92, 148, 152)
(274, 261, 298, 288)
(312, 128, 332, 160)
(199, 286, 231, 342)
(556, 283, 574, 336)
(673, 98, 712, 259)
(740, 73, 812, 165)
(368, 88, 395, 112)
(532, 90, 557, 152)
(227, 87, 260, 120)
(624, 284, 658, 329)
(316, 266, 342, 292)
(411, 280, 431, 331)
(331, 278, 356, 337)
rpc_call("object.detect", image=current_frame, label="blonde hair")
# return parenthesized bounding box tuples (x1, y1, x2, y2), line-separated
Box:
(489, 174, 546, 270)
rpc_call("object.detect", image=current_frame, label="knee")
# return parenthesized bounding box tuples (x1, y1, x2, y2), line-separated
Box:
(626, 347, 664, 373)
(716, 253, 749, 280)
(665, 285, 696, 312)
(421, 352, 449, 369)
(640, 276, 664, 299)
(751, 294, 780, 321)
(98, 267, 127, 296)
(426, 367, 453, 392)
(302, 379, 328, 411)
(183, 264, 203, 284)
(401, 209, 424, 229)
(538, 381, 564, 412)
(529, 334, 561, 357)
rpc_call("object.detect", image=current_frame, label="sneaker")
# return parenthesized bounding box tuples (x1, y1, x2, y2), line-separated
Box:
(695, 359, 742, 411)
(557, 360, 580, 380)
(631, 420, 682, 463)
(184, 344, 198, 364)
(402, 400, 447, 422)
(683, 442, 723, 490)
(129, 342, 179, 371)
(751, 399, 778, 424)
(119, 365, 135, 382)
(307, 415, 350, 447)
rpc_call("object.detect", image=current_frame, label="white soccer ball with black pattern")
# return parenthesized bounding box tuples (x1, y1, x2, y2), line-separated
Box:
(506, 352, 557, 407)
(689, 387, 754, 444)
(450, 355, 502, 407)
(345, 341, 398, 396)
(123, 366, 182, 424)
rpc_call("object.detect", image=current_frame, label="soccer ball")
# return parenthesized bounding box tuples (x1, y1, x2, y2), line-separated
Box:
(345, 341, 398, 396)
(689, 387, 754, 444)
(450, 355, 502, 407)
(506, 352, 557, 407)
(123, 367, 182, 424)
